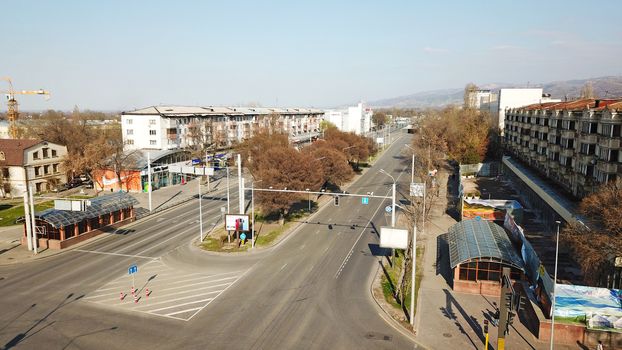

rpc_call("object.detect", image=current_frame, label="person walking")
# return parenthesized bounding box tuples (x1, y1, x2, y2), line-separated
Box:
(596, 340, 603, 350)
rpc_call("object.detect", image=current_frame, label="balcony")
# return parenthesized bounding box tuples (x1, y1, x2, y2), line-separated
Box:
(529, 150, 538, 158)
(561, 130, 575, 139)
(538, 140, 548, 148)
(522, 124, 532, 130)
(549, 144, 561, 152)
(537, 154, 547, 163)
(561, 149, 575, 158)
(596, 160, 619, 174)
(579, 134, 597, 144)
(548, 129, 558, 136)
(538, 125, 549, 133)
(598, 137, 621, 149)
(548, 160, 559, 169)
(576, 153, 597, 164)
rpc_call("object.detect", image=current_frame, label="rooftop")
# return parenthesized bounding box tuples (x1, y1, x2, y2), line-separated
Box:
(122, 105, 324, 117)
(0, 139, 43, 166)
(447, 218, 524, 271)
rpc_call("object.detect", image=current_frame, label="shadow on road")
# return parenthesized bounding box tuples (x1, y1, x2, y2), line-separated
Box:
(439, 289, 484, 349)
(436, 234, 452, 287)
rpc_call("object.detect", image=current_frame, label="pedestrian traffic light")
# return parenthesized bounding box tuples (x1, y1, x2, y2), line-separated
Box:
(334, 196, 339, 206)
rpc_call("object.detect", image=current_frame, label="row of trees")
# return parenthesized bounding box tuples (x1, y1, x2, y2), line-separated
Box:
(18, 109, 134, 193)
(237, 125, 376, 223)
(561, 183, 622, 286)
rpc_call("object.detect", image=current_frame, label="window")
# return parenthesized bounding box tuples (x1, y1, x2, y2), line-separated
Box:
(125, 139, 134, 145)
(52, 149, 57, 157)
(126, 118, 133, 125)
(34, 167, 41, 177)
(0, 151, 4, 161)
(126, 129, 134, 135)
(44, 165, 50, 174)
(149, 140, 157, 145)
(149, 119, 156, 125)
(33, 151, 40, 160)
(42, 148, 49, 158)
(149, 130, 157, 135)
(53, 163, 59, 173)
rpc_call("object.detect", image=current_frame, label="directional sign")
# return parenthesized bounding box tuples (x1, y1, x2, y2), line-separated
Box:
(362, 197, 369, 205)
(128, 264, 138, 275)
(385, 205, 393, 213)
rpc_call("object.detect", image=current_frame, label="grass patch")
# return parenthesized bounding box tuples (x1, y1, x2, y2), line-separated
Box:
(0, 200, 55, 227)
(555, 315, 586, 325)
(380, 245, 425, 318)
(256, 221, 292, 247)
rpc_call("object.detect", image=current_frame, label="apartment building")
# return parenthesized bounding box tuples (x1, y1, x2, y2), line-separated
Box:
(323, 102, 373, 135)
(504, 99, 622, 198)
(121, 106, 324, 151)
(0, 139, 68, 197)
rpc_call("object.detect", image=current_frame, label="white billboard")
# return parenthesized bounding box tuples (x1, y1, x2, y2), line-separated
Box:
(225, 214, 250, 232)
(379, 227, 408, 249)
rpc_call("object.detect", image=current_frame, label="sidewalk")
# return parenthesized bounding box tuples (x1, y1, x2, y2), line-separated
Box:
(412, 166, 577, 350)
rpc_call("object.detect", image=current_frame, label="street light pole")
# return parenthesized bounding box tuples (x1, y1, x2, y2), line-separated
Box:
(306, 188, 311, 212)
(380, 169, 396, 227)
(198, 177, 204, 241)
(405, 144, 415, 184)
(550, 220, 561, 350)
(29, 185, 37, 254)
(147, 152, 152, 212)
(410, 220, 417, 326)
(226, 166, 230, 214)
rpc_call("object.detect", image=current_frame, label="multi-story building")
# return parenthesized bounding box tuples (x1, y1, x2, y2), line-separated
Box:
(504, 99, 622, 198)
(483, 88, 561, 133)
(0, 139, 68, 197)
(121, 106, 324, 151)
(323, 102, 373, 135)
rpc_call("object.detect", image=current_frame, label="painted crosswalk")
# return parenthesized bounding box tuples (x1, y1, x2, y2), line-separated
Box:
(84, 260, 246, 321)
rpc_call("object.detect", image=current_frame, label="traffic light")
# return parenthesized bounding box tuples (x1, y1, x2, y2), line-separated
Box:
(483, 319, 489, 334)
(515, 294, 527, 312)
(503, 292, 513, 310)
(334, 196, 339, 206)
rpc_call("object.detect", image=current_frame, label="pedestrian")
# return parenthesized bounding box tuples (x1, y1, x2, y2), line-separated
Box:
(596, 340, 603, 350)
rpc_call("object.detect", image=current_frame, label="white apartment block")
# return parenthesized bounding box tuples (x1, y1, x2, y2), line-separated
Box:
(324, 102, 373, 135)
(121, 106, 324, 151)
(491, 88, 561, 133)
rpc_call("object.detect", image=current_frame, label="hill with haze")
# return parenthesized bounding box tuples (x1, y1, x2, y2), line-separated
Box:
(369, 76, 622, 108)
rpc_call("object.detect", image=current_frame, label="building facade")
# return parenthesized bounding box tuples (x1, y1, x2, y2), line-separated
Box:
(121, 106, 324, 151)
(0, 139, 68, 197)
(504, 99, 622, 198)
(323, 102, 373, 135)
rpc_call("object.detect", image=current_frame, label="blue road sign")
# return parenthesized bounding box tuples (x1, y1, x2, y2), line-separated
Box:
(362, 197, 369, 205)
(240, 233, 247, 241)
(385, 205, 393, 213)
(128, 264, 138, 275)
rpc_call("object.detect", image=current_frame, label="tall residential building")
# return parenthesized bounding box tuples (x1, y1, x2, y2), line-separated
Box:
(484, 88, 561, 133)
(504, 99, 622, 198)
(121, 106, 324, 151)
(465, 89, 493, 109)
(324, 102, 373, 135)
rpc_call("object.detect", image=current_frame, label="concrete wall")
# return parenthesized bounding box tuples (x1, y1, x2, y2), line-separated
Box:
(497, 88, 543, 132)
(539, 320, 622, 348)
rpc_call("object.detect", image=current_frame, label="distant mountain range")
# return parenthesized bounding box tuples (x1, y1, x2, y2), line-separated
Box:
(368, 76, 622, 108)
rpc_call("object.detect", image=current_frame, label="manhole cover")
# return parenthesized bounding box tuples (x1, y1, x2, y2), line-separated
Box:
(442, 333, 452, 338)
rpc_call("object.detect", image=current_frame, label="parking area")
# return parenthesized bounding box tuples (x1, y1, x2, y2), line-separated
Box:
(84, 259, 247, 321)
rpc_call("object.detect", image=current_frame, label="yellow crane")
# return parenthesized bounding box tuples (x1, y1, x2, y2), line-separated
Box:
(1, 77, 50, 139)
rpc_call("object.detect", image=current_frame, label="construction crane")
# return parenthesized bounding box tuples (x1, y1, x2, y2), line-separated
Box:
(1, 77, 50, 139)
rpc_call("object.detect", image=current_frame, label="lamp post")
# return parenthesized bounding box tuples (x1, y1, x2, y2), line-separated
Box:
(550, 220, 561, 350)
(198, 176, 204, 242)
(251, 179, 262, 249)
(379, 169, 396, 227)
(226, 165, 230, 214)
(404, 144, 415, 183)
(306, 188, 311, 212)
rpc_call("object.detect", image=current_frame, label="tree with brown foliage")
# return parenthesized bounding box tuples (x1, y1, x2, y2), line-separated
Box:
(303, 144, 354, 187)
(561, 182, 622, 286)
(254, 147, 323, 224)
(372, 111, 388, 128)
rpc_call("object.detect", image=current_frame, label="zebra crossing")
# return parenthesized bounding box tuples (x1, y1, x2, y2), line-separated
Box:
(84, 260, 246, 321)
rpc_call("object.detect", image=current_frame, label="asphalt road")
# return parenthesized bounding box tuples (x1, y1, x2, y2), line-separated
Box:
(0, 130, 420, 350)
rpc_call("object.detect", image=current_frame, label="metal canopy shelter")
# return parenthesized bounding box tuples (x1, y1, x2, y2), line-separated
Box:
(448, 218, 525, 271)
(36, 192, 138, 228)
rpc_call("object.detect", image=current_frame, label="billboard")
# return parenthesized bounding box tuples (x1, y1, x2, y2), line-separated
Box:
(379, 227, 408, 249)
(225, 214, 250, 232)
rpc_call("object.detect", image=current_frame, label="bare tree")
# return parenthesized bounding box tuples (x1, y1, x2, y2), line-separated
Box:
(580, 81, 596, 99)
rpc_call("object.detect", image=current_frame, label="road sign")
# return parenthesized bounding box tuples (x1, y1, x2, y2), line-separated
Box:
(362, 197, 369, 205)
(379, 227, 408, 249)
(385, 205, 392, 213)
(240, 233, 247, 241)
(128, 264, 138, 275)
(410, 182, 425, 197)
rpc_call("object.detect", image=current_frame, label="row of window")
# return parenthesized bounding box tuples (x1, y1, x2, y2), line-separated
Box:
(125, 118, 156, 125)
(34, 163, 60, 177)
(124, 139, 156, 146)
(32, 148, 58, 160)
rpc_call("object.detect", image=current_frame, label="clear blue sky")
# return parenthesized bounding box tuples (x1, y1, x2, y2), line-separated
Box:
(3, 0, 621, 111)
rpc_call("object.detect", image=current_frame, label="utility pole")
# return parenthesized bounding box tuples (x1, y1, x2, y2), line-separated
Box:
(205, 151, 210, 191)
(198, 177, 203, 242)
(29, 185, 37, 254)
(410, 221, 417, 326)
(550, 220, 561, 350)
(147, 152, 152, 212)
(498, 267, 511, 350)
(23, 192, 33, 251)
(226, 166, 230, 214)
(237, 154, 243, 214)
(391, 182, 396, 227)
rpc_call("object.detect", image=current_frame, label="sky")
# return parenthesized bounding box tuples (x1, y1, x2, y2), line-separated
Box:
(2, 0, 622, 111)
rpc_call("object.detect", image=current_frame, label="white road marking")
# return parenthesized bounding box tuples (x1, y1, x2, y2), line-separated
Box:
(280, 263, 287, 271)
(147, 298, 215, 313)
(165, 307, 203, 317)
(132, 290, 222, 308)
(74, 249, 156, 260)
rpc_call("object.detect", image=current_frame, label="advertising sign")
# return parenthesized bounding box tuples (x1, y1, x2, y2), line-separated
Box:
(379, 227, 408, 249)
(225, 214, 250, 232)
